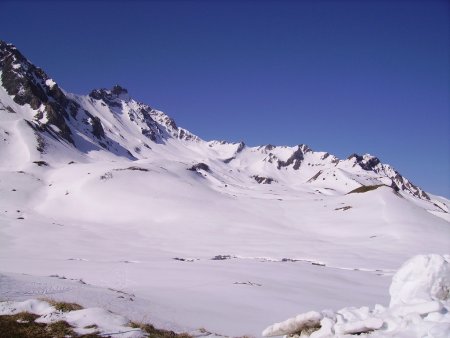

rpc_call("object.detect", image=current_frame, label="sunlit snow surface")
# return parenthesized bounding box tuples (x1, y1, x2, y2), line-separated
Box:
(1, 157, 448, 336)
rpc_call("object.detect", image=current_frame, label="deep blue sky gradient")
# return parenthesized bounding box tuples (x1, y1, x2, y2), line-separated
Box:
(1, 0, 449, 196)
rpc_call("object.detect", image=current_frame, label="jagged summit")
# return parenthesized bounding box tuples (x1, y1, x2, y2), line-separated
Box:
(0, 41, 78, 144)
(89, 85, 130, 103)
(347, 153, 381, 170)
(111, 84, 128, 96)
(0, 41, 435, 201)
(0, 41, 25, 61)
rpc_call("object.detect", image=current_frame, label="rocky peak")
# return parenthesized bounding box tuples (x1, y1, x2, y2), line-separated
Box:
(89, 85, 130, 107)
(0, 41, 76, 144)
(236, 141, 246, 153)
(0, 41, 20, 63)
(178, 128, 200, 142)
(348, 153, 381, 171)
(111, 85, 128, 96)
(298, 144, 312, 153)
(0, 41, 28, 65)
(148, 109, 178, 135)
(0, 41, 48, 109)
(347, 153, 428, 200)
(277, 144, 310, 170)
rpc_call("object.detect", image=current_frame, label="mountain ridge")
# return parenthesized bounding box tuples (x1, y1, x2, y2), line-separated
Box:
(0, 40, 434, 200)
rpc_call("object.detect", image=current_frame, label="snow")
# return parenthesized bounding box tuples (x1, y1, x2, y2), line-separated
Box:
(0, 299, 145, 337)
(0, 299, 55, 316)
(262, 254, 450, 337)
(262, 311, 323, 337)
(389, 254, 450, 307)
(45, 78, 56, 89)
(335, 317, 384, 335)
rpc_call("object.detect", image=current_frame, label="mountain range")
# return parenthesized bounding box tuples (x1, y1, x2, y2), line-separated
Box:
(0, 40, 437, 201)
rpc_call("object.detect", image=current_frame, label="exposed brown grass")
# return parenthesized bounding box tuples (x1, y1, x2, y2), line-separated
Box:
(0, 303, 190, 338)
(41, 299, 83, 312)
(0, 312, 97, 338)
(348, 184, 385, 194)
(130, 321, 191, 338)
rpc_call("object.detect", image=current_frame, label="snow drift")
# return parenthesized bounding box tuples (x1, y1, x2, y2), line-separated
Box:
(262, 254, 450, 338)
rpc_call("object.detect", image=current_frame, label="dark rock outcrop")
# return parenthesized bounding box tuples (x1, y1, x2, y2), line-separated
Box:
(89, 115, 105, 139)
(307, 170, 323, 183)
(252, 175, 276, 184)
(188, 163, 210, 172)
(348, 153, 381, 171)
(89, 86, 125, 108)
(277, 145, 311, 170)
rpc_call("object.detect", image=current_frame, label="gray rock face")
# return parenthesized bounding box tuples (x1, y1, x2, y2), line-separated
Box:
(252, 175, 276, 184)
(277, 145, 311, 170)
(89, 88, 123, 108)
(110, 85, 128, 96)
(188, 163, 210, 172)
(348, 153, 381, 171)
(89, 115, 105, 139)
(389, 172, 430, 200)
(0, 41, 76, 144)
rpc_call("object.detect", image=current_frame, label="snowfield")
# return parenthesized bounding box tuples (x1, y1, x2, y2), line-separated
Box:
(2, 255, 449, 337)
(1, 157, 448, 335)
(0, 41, 449, 336)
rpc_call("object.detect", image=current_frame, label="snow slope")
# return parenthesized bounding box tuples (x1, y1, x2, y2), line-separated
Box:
(0, 40, 449, 336)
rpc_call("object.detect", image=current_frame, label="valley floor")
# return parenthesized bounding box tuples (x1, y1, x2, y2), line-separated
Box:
(0, 258, 391, 337)
(0, 160, 448, 337)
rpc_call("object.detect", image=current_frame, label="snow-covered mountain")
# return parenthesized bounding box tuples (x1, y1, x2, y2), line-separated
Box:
(0, 40, 434, 200)
(1, 41, 449, 337)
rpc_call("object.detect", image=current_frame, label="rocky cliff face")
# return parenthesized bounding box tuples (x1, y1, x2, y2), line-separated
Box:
(0, 41, 76, 144)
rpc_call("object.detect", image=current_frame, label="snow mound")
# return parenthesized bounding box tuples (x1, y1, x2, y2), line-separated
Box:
(262, 254, 450, 337)
(389, 254, 450, 307)
(0, 299, 56, 316)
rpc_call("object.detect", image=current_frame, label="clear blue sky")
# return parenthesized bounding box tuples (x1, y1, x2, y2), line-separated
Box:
(2, 0, 449, 197)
